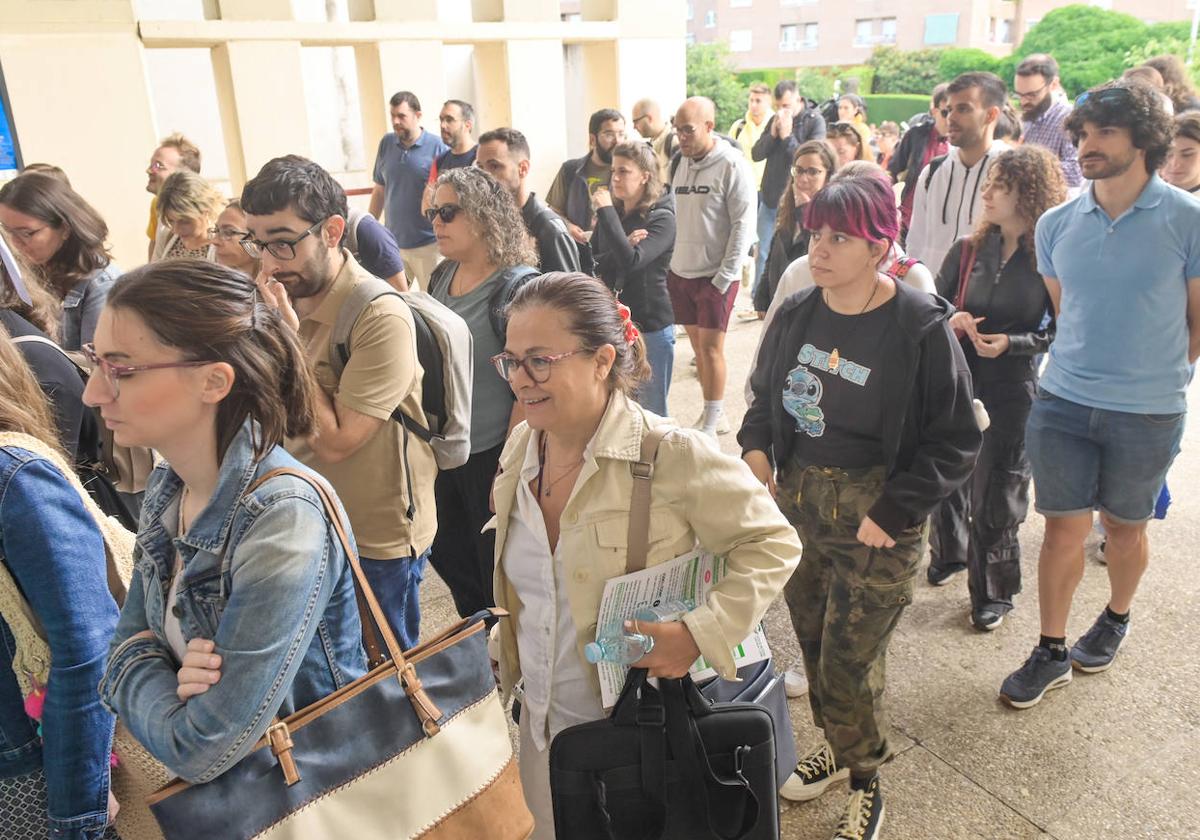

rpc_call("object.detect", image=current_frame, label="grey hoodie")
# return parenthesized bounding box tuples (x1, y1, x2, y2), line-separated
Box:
(669, 139, 757, 293)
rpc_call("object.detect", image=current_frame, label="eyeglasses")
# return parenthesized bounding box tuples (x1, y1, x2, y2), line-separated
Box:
(81, 343, 217, 399)
(240, 219, 324, 261)
(425, 204, 464, 224)
(208, 225, 250, 242)
(791, 165, 826, 179)
(148, 161, 170, 172)
(0, 224, 46, 243)
(1015, 81, 1051, 102)
(490, 348, 591, 384)
(1075, 87, 1135, 108)
(632, 113, 651, 125)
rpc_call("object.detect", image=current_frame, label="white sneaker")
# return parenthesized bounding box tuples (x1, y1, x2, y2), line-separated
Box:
(784, 668, 809, 698)
(779, 742, 849, 802)
(691, 411, 731, 436)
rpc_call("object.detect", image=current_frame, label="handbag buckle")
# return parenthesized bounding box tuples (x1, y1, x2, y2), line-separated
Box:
(267, 721, 302, 787)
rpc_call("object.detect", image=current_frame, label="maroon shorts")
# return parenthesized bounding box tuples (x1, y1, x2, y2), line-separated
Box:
(666, 272, 740, 331)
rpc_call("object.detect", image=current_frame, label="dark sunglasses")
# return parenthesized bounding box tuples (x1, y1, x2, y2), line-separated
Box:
(1075, 87, 1134, 109)
(425, 204, 464, 224)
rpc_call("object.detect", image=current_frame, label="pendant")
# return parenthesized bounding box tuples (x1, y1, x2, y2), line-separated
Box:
(828, 348, 841, 373)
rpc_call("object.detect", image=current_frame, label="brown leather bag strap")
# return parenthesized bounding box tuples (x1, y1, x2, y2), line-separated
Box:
(625, 426, 673, 573)
(247, 468, 444, 735)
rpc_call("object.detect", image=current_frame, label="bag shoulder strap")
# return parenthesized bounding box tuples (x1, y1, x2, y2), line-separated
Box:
(488, 265, 540, 340)
(955, 239, 978, 311)
(245, 468, 444, 734)
(328, 275, 400, 381)
(924, 153, 948, 190)
(625, 425, 674, 574)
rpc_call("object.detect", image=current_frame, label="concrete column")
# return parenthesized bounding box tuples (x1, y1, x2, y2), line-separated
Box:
(503, 40, 569, 194)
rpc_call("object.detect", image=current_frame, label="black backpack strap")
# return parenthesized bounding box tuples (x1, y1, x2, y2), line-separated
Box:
(924, 154, 948, 191)
(487, 266, 540, 340)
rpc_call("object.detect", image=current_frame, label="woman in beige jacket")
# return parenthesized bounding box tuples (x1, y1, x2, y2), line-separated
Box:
(488, 272, 801, 838)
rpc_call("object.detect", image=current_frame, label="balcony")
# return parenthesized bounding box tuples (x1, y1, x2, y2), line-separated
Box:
(779, 39, 819, 50)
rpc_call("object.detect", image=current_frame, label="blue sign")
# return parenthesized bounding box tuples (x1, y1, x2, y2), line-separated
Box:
(0, 61, 22, 180)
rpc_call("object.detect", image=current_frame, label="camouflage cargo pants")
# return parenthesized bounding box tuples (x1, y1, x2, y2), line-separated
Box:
(775, 464, 925, 774)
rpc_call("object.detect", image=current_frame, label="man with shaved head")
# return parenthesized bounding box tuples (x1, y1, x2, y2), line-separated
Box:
(632, 97, 676, 182)
(667, 96, 757, 434)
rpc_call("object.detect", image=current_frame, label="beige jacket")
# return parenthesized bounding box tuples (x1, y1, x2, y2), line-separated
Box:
(490, 392, 801, 700)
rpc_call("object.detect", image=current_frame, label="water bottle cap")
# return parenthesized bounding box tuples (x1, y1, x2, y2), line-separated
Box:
(583, 642, 603, 663)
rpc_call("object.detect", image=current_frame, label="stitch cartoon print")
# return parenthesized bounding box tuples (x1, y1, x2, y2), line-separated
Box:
(783, 368, 826, 436)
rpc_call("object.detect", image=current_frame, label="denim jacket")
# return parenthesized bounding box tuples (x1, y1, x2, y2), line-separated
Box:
(99, 423, 367, 784)
(60, 263, 120, 351)
(0, 447, 119, 840)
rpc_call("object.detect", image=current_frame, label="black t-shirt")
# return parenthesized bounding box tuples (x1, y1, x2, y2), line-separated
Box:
(784, 296, 893, 470)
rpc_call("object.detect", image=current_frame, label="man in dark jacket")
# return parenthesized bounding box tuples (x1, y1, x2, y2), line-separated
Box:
(888, 84, 950, 241)
(751, 80, 827, 292)
(476, 127, 580, 274)
(546, 108, 626, 271)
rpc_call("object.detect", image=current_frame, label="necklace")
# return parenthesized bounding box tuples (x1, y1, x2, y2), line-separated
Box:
(824, 276, 881, 374)
(536, 435, 585, 498)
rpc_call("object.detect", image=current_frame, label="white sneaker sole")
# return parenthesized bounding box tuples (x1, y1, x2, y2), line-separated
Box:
(779, 766, 849, 802)
(971, 612, 1004, 632)
(999, 669, 1072, 710)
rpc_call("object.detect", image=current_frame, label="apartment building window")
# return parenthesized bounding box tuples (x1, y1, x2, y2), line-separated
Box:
(805, 22, 819, 46)
(730, 0, 752, 7)
(781, 0, 817, 6)
(880, 17, 897, 44)
(781, 24, 797, 46)
(686, 1, 693, 21)
(730, 29, 753, 51)
(854, 19, 873, 47)
(923, 13, 959, 45)
(686, 31, 696, 44)
(988, 16, 1012, 43)
(705, 9, 716, 28)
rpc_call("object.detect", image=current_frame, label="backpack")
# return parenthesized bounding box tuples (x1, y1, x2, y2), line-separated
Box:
(428, 262, 541, 342)
(328, 276, 473, 472)
(888, 256, 920, 280)
(923, 154, 949, 191)
(342, 208, 369, 258)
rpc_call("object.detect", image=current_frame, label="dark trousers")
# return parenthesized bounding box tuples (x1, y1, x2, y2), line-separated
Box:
(930, 377, 1035, 610)
(429, 441, 504, 618)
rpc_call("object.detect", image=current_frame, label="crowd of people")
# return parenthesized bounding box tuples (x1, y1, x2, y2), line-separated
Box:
(1, 48, 1197, 840)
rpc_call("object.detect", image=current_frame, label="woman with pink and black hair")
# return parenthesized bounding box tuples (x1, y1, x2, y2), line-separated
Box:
(738, 174, 980, 840)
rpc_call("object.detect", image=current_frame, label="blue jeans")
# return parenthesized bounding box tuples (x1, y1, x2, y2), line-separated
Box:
(360, 548, 430, 650)
(1026, 388, 1185, 523)
(754, 195, 778, 294)
(637, 324, 676, 417)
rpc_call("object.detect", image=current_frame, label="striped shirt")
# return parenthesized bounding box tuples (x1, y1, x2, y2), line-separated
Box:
(1022, 100, 1082, 187)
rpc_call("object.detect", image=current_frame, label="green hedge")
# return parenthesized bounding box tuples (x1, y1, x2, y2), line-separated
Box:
(861, 94, 931, 126)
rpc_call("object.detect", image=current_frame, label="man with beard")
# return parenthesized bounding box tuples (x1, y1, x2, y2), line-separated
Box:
(1015, 54, 1082, 190)
(369, 90, 449, 289)
(244, 155, 437, 650)
(1000, 81, 1200, 709)
(475, 127, 580, 273)
(545, 108, 626, 271)
(906, 72, 1011, 272)
(144, 133, 201, 261)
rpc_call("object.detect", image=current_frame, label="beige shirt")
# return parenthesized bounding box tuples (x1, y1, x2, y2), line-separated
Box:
(490, 391, 802, 701)
(288, 252, 437, 559)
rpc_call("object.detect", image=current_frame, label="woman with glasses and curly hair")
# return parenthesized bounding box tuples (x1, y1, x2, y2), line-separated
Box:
(0, 172, 121, 350)
(929, 144, 1066, 632)
(427, 165, 539, 618)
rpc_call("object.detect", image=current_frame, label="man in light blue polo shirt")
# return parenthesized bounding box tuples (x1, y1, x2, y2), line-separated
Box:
(1001, 81, 1200, 709)
(369, 90, 449, 289)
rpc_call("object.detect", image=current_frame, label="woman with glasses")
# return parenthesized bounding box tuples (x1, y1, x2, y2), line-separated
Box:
(426, 166, 539, 619)
(0, 172, 122, 350)
(210, 198, 260, 275)
(590, 140, 675, 416)
(89, 259, 367, 786)
(753, 140, 838, 317)
(828, 121, 874, 167)
(740, 175, 979, 838)
(153, 170, 222, 262)
(0, 326, 122, 840)
(490, 272, 800, 838)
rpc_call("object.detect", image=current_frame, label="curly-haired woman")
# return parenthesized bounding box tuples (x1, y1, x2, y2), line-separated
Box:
(930, 145, 1066, 631)
(428, 166, 539, 617)
(1143, 55, 1200, 114)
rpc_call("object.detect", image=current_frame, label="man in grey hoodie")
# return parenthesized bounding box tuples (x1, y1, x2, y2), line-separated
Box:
(668, 96, 757, 435)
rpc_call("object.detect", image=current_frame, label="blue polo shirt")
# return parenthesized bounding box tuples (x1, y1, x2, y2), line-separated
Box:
(372, 128, 449, 249)
(1036, 174, 1200, 414)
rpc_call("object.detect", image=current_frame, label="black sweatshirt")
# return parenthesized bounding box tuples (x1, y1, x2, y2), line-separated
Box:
(739, 281, 982, 537)
(591, 194, 676, 333)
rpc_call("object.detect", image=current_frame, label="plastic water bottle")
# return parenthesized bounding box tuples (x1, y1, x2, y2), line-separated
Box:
(584, 630, 655, 665)
(633, 598, 695, 623)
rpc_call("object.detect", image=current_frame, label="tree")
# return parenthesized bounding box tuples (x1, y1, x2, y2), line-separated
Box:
(867, 46, 943, 94)
(1014, 6, 1147, 96)
(938, 48, 1001, 82)
(686, 42, 747, 132)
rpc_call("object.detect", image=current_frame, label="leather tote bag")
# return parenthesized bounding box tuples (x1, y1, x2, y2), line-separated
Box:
(549, 668, 779, 840)
(145, 468, 534, 840)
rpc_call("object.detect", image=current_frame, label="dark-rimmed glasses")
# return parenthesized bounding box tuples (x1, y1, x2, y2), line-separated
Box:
(425, 204, 464, 224)
(81, 343, 217, 398)
(791, 165, 826, 179)
(1015, 80, 1051, 102)
(491, 349, 591, 384)
(209, 224, 250, 242)
(240, 220, 324, 261)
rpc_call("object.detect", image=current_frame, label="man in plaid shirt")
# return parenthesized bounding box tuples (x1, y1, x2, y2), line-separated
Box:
(1015, 54, 1082, 190)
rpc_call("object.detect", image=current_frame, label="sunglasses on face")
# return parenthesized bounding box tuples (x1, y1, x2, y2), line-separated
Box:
(425, 204, 464, 224)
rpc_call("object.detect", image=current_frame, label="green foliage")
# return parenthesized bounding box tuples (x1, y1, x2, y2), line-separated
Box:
(868, 46, 944, 94)
(1014, 6, 1148, 96)
(862, 94, 933, 126)
(686, 42, 748, 132)
(938, 48, 1001, 82)
(794, 67, 836, 102)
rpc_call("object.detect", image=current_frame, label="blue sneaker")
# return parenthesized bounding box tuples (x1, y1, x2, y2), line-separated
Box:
(999, 647, 1072, 709)
(1070, 612, 1130, 673)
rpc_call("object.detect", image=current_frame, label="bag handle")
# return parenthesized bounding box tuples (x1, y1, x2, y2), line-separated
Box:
(625, 426, 673, 573)
(954, 239, 977, 312)
(246, 468, 443, 735)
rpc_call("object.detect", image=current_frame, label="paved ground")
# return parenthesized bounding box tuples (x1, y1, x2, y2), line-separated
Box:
(417, 285, 1197, 839)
